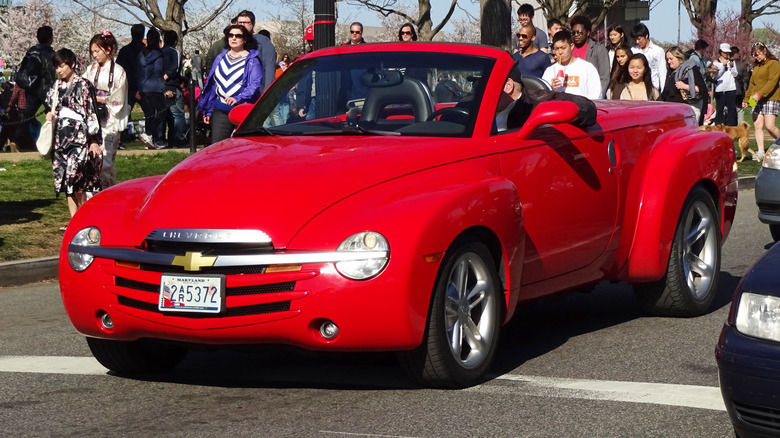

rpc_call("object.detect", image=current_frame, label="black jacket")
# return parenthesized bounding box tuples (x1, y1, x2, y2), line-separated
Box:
(507, 88, 597, 131)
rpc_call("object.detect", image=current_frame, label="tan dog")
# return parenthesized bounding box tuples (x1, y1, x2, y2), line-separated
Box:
(700, 122, 753, 162)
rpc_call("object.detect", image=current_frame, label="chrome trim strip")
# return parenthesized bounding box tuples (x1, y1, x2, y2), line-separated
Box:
(69, 244, 387, 266)
(145, 229, 272, 244)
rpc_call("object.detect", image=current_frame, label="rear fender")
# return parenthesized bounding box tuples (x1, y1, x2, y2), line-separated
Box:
(620, 129, 735, 281)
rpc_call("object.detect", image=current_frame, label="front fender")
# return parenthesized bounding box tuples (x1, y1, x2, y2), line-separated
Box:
(619, 128, 736, 281)
(287, 156, 524, 343)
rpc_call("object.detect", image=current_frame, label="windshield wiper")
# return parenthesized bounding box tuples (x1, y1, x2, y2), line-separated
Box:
(347, 124, 401, 136)
(234, 126, 277, 136)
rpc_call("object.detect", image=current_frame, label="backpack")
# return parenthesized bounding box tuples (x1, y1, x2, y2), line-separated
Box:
(15, 46, 54, 100)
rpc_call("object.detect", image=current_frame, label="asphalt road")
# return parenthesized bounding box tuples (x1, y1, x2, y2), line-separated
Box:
(0, 188, 769, 437)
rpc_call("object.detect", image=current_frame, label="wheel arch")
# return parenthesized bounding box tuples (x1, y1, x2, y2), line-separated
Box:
(621, 129, 735, 282)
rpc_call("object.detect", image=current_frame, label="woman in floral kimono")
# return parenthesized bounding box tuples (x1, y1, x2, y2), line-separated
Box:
(83, 31, 129, 189)
(45, 48, 102, 229)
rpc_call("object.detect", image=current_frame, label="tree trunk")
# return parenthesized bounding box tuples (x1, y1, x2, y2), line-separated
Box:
(480, 0, 511, 50)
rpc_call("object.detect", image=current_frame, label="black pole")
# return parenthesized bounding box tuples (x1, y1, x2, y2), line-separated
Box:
(313, 0, 336, 50)
(313, 0, 337, 117)
(188, 78, 196, 153)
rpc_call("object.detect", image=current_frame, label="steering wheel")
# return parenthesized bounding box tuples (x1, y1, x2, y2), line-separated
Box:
(426, 106, 470, 122)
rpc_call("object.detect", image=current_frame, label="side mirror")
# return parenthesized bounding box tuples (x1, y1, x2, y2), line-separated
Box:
(517, 100, 579, 139)
(228, 103, 254, 126)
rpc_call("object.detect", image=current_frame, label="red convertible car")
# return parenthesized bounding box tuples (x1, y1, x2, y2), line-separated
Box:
(60, 43, 737, 388)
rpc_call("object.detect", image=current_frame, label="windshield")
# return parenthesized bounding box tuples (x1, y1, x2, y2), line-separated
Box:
(234, 51, 495, 138)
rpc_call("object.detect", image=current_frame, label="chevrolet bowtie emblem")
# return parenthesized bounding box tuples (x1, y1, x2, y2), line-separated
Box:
(172, 252, 217, 271)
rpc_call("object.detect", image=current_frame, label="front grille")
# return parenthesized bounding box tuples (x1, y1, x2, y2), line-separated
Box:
(115, 277, 296, 297)
(733, 400, 780, 432)
(140, 264, 266, 275)
(758, 203, 780, 217)
(117, 296, 291, 317)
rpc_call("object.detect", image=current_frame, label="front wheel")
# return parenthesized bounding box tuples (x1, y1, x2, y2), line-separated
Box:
(400, 238, 502, 388)
(635, 186, 721, 317)
(87, 337, 187, 374)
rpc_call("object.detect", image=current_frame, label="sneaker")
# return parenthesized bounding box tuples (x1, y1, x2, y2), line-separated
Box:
(755, 151, 765, 162)
(138, 133, 154, 148)
(153, 142, 168, 150)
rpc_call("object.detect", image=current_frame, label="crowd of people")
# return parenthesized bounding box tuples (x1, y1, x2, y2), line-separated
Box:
(0, 8, 778, 227)
(511, 6, 779, 161)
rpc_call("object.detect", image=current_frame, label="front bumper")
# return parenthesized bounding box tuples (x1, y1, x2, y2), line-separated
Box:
(716, 324, 780, 437)
(59, 247, 438, 352)
(755, 167, 780, 225)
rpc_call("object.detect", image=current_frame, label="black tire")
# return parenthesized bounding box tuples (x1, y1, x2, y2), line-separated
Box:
(87, 337, 187, 374)
(770, 224, 780, 242)
(399, 238, 502, 388)
(635, 186, 721, 317)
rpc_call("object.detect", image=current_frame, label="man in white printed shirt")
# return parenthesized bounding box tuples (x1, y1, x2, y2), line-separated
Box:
(542, 29, 602, 100)
(630, 23, 666, 93)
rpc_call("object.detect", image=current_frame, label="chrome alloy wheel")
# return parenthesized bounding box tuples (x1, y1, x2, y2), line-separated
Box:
(681, 199, 718, 300)
(443, 251, 498, 369)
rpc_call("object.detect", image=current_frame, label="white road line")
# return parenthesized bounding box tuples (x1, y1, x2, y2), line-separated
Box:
(0, 356, 726, 412)
(480, 374, 725, 412)
(0, 356, 108, 375)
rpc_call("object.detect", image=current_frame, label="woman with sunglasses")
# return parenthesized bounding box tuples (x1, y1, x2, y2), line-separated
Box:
(197, 24, 262, 144)
(398, 23, 417, 42)
(743, 42, 780, 161)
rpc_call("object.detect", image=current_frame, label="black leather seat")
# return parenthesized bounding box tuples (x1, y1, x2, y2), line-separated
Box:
(360, 77, 434, 123)
(521, 76, 551, 92)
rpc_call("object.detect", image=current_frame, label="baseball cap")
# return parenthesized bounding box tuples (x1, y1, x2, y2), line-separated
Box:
(303, 26, 314, 41)
(719, 43, 731, 52)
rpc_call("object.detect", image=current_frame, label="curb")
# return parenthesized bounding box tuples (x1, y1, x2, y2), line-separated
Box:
(0, 175, 760, 288)
(0, 256, 58, 287)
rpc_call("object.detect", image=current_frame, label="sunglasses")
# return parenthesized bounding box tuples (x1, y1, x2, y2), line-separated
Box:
(573, 30, 586, 35)
(350, 30, 362, 34)
(400, 31, 412, 35)
(228, 33, 244, 39)
(516, 33, 531, 39)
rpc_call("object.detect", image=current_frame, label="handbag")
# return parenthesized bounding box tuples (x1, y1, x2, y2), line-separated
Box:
(36, 120, 54, 155)
(93, 60, 114, 125)
(36, 81, 59, 155)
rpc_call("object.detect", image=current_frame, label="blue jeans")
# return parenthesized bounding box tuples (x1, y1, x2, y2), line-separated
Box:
(166, 89, 186, 146)
(265, 103, 290, 127)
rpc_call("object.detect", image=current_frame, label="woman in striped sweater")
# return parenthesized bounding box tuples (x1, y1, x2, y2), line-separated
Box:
(197, 24, 263, 144)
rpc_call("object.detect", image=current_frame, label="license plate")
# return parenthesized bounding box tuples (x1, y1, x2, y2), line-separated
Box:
(159, 274, 225, 313)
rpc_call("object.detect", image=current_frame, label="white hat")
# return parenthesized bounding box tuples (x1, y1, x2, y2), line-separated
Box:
(720, 43, 731, 52)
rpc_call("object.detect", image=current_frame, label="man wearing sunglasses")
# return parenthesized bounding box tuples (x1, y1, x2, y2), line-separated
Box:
(569, 15, 609, 98)
(512, 24, 549, 78)
(343, 22, 366, 46)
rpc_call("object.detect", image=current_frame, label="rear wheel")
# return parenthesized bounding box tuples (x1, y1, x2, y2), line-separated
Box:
(635, 186, 721, 316)
(769, 224, 780, 242)
(87, 337, 187, 374)
(400, 238, 502, 388)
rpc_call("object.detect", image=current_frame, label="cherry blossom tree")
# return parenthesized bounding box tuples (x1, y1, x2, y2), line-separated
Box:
(0, 0, 62, 65)
(70, 0, 235, 52)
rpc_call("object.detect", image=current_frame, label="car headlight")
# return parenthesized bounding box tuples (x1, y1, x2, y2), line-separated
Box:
(335, 231, 389, 280)
(763, 144, 780, 169)
(735, 292, 780, 342)
(68, 227, 101, 272)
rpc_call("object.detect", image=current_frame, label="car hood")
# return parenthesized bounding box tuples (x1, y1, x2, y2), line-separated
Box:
(126, 135, 477, 249)
(740, 242, 780, 298)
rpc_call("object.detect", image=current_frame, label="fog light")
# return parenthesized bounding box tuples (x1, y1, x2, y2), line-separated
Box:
(320, 321, 339, 339)
(100, 312, 114, 329)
